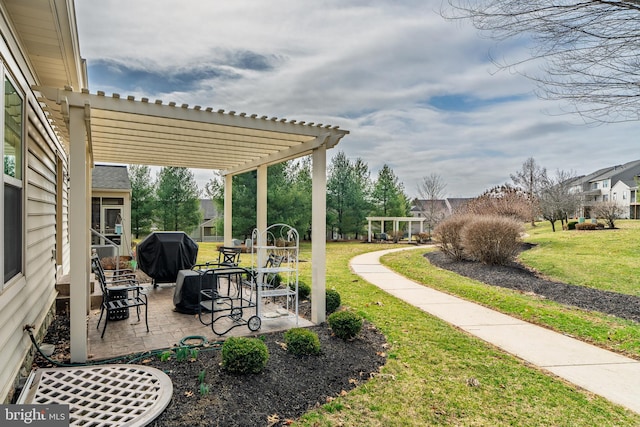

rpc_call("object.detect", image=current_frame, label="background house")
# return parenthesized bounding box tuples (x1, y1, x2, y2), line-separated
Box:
(190, 199, 222, 242)
(571, 159, 640, 219)
(410, 197, 472, 234)
(91, 164, 132, 256)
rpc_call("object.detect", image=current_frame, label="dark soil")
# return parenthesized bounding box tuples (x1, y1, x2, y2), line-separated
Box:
(425, 245, 640, 323)
(31, 302, 388, 427)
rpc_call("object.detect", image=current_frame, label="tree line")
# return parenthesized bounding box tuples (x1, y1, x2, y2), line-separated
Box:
(129, 165, 202, 238)
(128, 152, 412, 240)
(204, 152, 411, 240)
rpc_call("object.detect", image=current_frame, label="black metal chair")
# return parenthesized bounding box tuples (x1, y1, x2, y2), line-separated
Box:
(91, 255, 149, 338)
(217, 246, 242, 267)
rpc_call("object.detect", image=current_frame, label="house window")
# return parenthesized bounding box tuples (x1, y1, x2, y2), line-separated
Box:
(603, 194, 609, 202)
(603, 180, 609, 188)
(623, 192, 627, 200)
(3, 75, 24, 285)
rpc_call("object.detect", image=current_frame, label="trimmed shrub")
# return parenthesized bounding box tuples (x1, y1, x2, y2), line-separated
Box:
(416, 232, 430, 243)
(290, 280, 311, 300)
(328, 310, 363, 340)
(387, 230, 404, 243)
(221, 337, 269, 374)
(567, 221, 578, 230)
(326, 289, 341, 314)
(460, 215, 524, 265)
(433, 214, 472, 261)
(284, 328, 321, 355)
(576, 222, 598, 230)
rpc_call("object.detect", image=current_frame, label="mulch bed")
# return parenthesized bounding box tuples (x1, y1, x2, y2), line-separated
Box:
(31, 302, 387, 427)
(425, 246, 640, 323)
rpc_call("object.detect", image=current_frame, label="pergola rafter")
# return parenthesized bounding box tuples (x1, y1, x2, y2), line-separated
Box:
(35, 85, 349, 363)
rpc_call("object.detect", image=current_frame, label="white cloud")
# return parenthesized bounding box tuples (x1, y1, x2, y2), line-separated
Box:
(76, 0, 639, 198)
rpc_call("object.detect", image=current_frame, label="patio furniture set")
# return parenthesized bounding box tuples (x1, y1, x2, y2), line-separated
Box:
(92, 225, 300, 339)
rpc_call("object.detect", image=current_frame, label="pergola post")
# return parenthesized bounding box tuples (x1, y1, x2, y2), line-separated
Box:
(256, 165, 267, 233)
(69, 105, 89, 363)
(311, 145, 327, 324)
(224, 174, 232, 246)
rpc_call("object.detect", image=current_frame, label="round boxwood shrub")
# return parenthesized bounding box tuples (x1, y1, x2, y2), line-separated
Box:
(284, 327, 321, 356)
(289, 280, 311, 300)
(221, 337, 269, 374)
(326, 289, 341, 314)
(328, 310, 363, 340)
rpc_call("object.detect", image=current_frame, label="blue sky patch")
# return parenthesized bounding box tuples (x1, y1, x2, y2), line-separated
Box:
(87, 59, 232, 93)
(427, 94, 526, 112)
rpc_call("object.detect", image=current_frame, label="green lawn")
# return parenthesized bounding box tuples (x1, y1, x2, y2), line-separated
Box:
(193, 230, 640, 425)
(292, 241, 640, 426)
(519, 220, 640, 296)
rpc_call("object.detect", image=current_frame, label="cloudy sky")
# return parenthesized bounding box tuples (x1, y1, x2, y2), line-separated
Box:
(75, 1, 638, 198)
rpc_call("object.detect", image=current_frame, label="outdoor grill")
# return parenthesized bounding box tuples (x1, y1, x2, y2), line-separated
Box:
(137, 231, 198, 286)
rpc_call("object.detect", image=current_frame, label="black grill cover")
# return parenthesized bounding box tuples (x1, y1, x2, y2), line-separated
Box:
(137, 232, 198, 283)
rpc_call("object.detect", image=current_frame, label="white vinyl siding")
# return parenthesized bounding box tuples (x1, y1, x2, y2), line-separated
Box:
(0, 96, 61, 404)
(0, 63, 66, 407)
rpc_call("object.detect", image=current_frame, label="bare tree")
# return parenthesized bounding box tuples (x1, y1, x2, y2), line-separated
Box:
(416, 173, 447, 236)
(444, 1, 640, 123)
(538, 169, 581, 231)
(591, 201, 626, 229)
(510, 157, 546, 226)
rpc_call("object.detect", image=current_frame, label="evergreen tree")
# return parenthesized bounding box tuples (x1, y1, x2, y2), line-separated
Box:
(327, 152, 372, 239)
(129, 165, 156, 238)
(282, 158, 312, 239)
(372, 164, 409, 217)
(205, 159, 314, 239)
(155, 167, 202, 232)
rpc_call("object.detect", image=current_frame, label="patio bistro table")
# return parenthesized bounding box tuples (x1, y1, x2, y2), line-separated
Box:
(173, 269, 215, 314)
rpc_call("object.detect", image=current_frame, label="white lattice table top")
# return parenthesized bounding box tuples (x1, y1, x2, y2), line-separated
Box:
(18, 364, 173, 426)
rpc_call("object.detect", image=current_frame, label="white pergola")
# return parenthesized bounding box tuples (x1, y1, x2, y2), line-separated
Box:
(35, 86, 349, 362)
(6, 0, 349, 363)
(366, 216, 426, 242)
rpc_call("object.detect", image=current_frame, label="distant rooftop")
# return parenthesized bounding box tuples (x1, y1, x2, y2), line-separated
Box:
(92, 164, 131, 190)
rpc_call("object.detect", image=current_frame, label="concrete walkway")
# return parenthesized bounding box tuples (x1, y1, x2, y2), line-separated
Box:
(350, 248, 640, 415)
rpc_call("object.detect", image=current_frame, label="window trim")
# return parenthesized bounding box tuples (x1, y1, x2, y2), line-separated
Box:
(2, 68, 25, 290)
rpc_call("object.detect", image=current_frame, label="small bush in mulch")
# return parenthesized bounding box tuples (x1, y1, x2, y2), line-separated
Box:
(221, 337, 269, 374)
(328, 310, 363, 340)
(284, 328, 321, 356)
(290, 280, 311, 300)
(326, 289, 341, 314)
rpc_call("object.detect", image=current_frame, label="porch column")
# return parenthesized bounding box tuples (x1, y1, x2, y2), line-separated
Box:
(311, 145, 327, 324)
(224, 174, 232, 246)
(69, 105, 89, 363)
(368, 219, 372, 243)
(256, 165, 267, 233)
